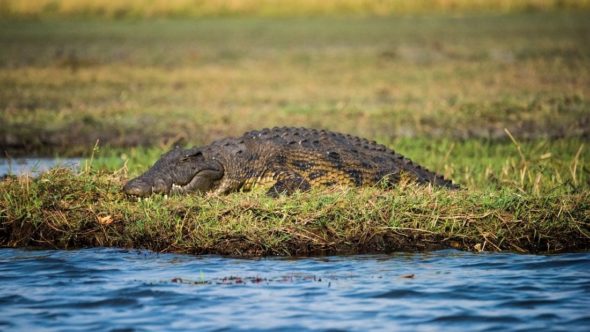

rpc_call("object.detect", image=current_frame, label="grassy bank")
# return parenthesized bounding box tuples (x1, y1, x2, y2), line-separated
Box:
(1, 138, 588, 255)
(1, 168, 588, 256)
(1, 0, 588, 19)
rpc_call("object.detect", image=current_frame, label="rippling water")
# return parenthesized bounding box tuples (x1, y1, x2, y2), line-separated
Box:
(0, 158, 80, 177)
(1, 249, 589, 331)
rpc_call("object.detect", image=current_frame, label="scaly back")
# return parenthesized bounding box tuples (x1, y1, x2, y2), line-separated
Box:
(205, 127, 458, 195)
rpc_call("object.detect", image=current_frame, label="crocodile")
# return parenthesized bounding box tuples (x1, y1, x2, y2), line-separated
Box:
(123, 127, 459, 197)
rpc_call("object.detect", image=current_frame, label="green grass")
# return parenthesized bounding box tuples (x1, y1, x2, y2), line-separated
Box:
(1, 13, 589, 255)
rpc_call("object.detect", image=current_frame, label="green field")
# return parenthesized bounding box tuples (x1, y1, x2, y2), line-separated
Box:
(2, 13, 589, 156)
(1, 12, 589, 255)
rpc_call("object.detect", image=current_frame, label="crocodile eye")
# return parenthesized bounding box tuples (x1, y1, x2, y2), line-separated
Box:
(180, 151, 202, 162)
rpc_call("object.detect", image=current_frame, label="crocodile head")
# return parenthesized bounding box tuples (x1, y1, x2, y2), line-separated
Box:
(123, 147, 224, 198)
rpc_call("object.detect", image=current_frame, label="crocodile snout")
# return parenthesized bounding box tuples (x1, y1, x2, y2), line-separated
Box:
(123, 178, 152, 197)
(123, 178, 172, 197)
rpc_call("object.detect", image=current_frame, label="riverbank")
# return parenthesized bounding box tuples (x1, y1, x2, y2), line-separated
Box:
(1, 154, 588, 255)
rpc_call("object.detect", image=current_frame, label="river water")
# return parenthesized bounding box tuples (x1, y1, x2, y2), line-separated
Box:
(0, 158, 80, 177)
(0, 248, 589, 331)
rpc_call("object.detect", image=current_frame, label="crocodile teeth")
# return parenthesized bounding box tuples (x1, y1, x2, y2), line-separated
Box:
(171, 183, 185, 195)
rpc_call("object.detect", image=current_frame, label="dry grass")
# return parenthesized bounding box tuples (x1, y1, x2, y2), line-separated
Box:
(1, 0, 589, 18)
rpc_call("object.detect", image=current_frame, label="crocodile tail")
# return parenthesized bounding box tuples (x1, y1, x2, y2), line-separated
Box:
(401, 158, 460, 190)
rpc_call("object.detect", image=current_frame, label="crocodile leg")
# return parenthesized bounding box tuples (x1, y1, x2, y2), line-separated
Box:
(266, 173, 311, 197)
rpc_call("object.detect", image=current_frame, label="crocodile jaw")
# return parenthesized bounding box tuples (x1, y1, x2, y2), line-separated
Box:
(125, 173, 201, 198)
(171, 183, 186, 195)
(169, 169, 224, 195)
